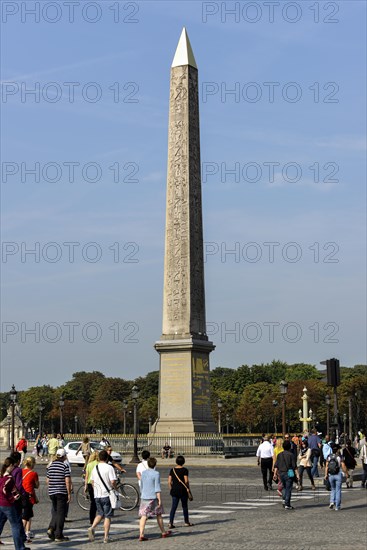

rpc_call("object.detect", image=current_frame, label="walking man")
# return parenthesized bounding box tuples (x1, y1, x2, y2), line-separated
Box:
(273, 440, 300, 510)
(308, 428, 322, 478)
(46, 448, 71, 542)
(256, 435, 274, 490)
(359, 436, 367, 488)
(88, 450, 117, 544)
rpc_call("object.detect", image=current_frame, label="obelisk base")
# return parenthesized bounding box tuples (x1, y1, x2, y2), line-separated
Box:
(154, 339, 216, 434)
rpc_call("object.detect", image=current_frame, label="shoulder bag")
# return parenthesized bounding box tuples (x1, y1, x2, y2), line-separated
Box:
(96, 465, 121, 509)
(173, 468, 193, 501)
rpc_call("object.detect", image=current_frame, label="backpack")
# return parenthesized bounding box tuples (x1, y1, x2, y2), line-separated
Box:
(328, 454, 340, 475)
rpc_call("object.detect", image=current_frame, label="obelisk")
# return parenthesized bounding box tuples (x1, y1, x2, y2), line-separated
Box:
(154, 28, 216, 434)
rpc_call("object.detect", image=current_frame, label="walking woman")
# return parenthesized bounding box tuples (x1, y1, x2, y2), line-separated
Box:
(84, 451, 99, 525)
(0, 457, 29, 550)
(22, 456, 39, 543)
(168, 455, 194, 528)
(325, 443, 349, 510)
(298, 440, 316, 490)
(138, 457, 171, 541)
(76, 437, 91, 469)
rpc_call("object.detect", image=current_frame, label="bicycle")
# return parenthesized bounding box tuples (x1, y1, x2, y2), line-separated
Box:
(76, 472, 140, 512)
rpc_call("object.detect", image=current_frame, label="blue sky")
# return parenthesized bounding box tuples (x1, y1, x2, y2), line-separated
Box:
(1, 1, 366, 390)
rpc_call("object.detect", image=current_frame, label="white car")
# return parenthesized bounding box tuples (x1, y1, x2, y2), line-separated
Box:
(64, 441, 122, 466)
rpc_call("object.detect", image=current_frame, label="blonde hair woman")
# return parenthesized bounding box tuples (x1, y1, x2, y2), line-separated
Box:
(84, 451, 99, 525)
(272, 438, 283, 497)
(22, 456, 39, 543)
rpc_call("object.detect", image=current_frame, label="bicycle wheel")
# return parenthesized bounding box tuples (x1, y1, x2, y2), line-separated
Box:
(76, 485, 90, 511)
(118, 483, 140, 511)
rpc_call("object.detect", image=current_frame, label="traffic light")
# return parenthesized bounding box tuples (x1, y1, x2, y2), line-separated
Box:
(321, 358, 340, 387)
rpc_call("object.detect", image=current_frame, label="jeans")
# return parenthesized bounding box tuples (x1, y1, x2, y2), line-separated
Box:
(362, 463, 367, 486)
(260, 458, 273, 489)
(169, 494, 189, 524)
(329, 472, 343, 508)
(87, 483, 97, 524)
(0, 499, 26, 543)
(0, 505, 27, 550)
(49, 494, 68, 538)
(311, 455, 319, 477)
(298, 465, 314, 487)
(280, 474, 293, 507)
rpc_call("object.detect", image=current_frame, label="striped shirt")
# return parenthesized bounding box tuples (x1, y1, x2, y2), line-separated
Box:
(47, 459, 70, 495)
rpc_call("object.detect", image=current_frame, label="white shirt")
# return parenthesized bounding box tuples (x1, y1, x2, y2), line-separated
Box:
(91, 463, 116, 498)
(256, 441, 274, 459)
(136, 460, 149, 488)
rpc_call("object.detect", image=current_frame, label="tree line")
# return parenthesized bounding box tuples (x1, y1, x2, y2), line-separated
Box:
(1, 362, 366, 434)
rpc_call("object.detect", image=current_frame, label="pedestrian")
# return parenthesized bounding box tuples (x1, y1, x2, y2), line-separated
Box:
(99, 437, 110, 448)
(256, 435, 274, 490)
(273, 440, 300, 510)
(136, 450, 151, 488)
(15, 437, 28, 464)
(88, 449, 117, 544)
(46, 448, 72, 542)
(168, 455, 194, 528)
(297, 440, 316, 491)
(307, 428, 322, 478)
(47, 434, 59, 463)
(359, 436, 367, 488)
(0, 452, 27, 544)
(138, 457, 171, 541)
(272, 438, 284, 497)
(21, 456, 39, 543)
(284, 433, 297, 458)
(342, 439, 357, 488)
(161, 442, 173, 459)
(84, 451, 99, 525)
(0, 457, 30, 550)
(41, 434, 48, 461)
(34, 434, 42, 458)
(325, 443, 349, 510)
(76, 437, 91, 469)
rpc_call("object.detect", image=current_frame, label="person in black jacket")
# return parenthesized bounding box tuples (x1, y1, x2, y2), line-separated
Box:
(167, 456, 193, 528)
(273, 440, 300, 510)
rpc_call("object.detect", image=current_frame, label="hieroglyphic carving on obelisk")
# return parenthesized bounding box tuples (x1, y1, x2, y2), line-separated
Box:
(154, 28, 216, 434)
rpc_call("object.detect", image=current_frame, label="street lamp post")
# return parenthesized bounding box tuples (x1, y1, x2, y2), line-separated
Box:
(348, 396, 352, 440)
(10, 385, 17, 452)
(74, 415, 78, 434)
(280, 380, 288, 436)
(148, 416, 152, 433)
(38, 401, 45, 436)
(129, 386, 140, 464)
(343, 413, 347, 435)
(122, 400, 128, 435)
(217, 399, 223, 434)
(59, 394, 64, 434)
(7, 414, 11, 450)
(225, 414, 230, 435)
(272, 400, 278, 433)
(325, 394, 331, 435)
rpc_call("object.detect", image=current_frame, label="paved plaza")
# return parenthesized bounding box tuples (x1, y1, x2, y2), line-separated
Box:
(0, 456, 366, 550)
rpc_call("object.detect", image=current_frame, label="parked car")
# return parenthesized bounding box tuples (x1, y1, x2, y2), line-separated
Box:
(64, 441, 122, 466)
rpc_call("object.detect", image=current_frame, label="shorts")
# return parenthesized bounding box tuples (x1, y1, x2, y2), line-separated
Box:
(22, 498, 34, 521)
(139, 498, 164, 518)
(95, 497, 113, 518)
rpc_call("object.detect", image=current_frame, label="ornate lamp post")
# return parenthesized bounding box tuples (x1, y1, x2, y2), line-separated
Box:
(225, 414, 230, 435)
(38, 401, 45, 436)
(7, 414, 11, 450)
(279, 380, 288, 436)
(348, 396, 353, 440)
(10, 385, 17, 452)
(74, 415, 78, 434)
(129, 386, 140, 464)
(325, 394, 331, 435)
(298, 386, 313, 432)
(122, 400, 128, 435)
(59, 394, 64, 434)
(217, 399, 223, 434)
(272, 400, 278, 433)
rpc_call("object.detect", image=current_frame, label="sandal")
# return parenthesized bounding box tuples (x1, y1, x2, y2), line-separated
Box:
(184, 523, 194, 527)
(139, 536, 148, 541)
(168, 524, 176, 529)
(161, 531, 172, 538)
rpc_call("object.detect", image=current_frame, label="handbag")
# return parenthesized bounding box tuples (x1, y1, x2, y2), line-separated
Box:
(287, 468, 295, 478)
(324, 477, 331, 491)
(96, 465, 121, 510)
(173, 468, 193, 501)
(22, 470, 39, 505)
